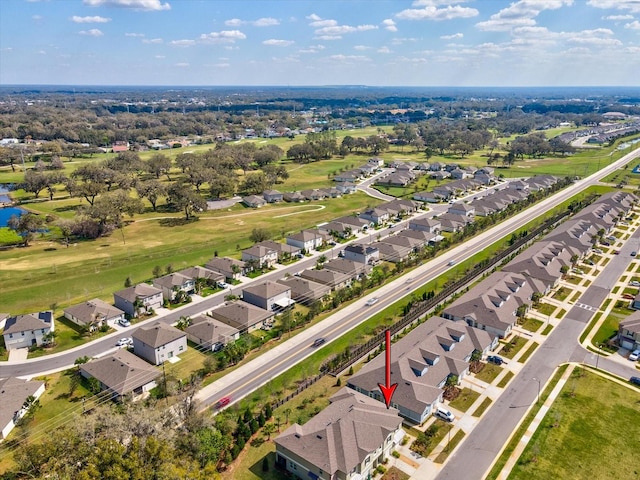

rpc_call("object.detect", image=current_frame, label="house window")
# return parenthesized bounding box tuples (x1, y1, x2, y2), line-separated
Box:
(179, 345, 184, 352)
(41, 329, 45, 333)
(8, 334, 12, 339)
(21, 332, 25, 336)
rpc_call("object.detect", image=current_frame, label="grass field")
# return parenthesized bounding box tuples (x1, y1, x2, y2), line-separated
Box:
(448, 387, 480, 413)
(507, 368, 640, 480)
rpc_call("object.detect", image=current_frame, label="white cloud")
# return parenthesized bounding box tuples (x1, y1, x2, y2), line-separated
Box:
(354, 45, 371, 50)
(253, 17, 279, 27)
(382, 18, 397, 32)
(310, 19, 338, 27)
(306, 13, 322, 21)
(82, 0, 170, 11)
(169, 39, 196, 47)
(71, 15, 111, 23)
(199, 30, 247, 44)
(603, 14, 634, 20)
(378, 46, 392, 53)
(142, 38, 163, 44)
(38, 50, 47, 55)
(625, 20, 640, 29)
(32, 15, 43, 21)
(476, 0, 574, 31)
(391, 37, 417, 45)
(263, 39, 295, 46)
(154, 54, 165, 58)
(225, 17, 279, 27)
(315, 24, 378, 35)
(125, 32, 145, 37)
(314, 35, 342, 41)
(79, 29, 104, 36)
(441, 32, 463, 39)
(328, 54, 371, 62)
(298, 44, 325, 53)
(210, 63, 230, 68)
(588, 0, 640, 13)
(396, 4, 479, 21)
(175, 62, 189, 67)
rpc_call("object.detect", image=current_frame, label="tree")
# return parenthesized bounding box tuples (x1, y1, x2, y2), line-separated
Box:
(209, 172, 237, 199)
(136, 179, 166, 211)
(153, 265, 163, 277)
(168, 183, 208, 220)
(146, 153, 172, 179)
(84, 190, 144, 237)
(240, 172, 268, 195)
(124, 276, 133, 287)
(7, 213, 45, 246)
(22, 170, 49, 198)
(249, 227, 271, 243)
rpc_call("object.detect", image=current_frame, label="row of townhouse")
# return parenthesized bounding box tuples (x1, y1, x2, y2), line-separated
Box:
(273, 191, 638, 478)
(442, 190, 637, 338)
(242, 186, 355, 208)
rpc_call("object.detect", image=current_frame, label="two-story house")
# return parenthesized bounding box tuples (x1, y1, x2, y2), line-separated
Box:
(113, 284, 163, 318)
(131, 321, 187, 365)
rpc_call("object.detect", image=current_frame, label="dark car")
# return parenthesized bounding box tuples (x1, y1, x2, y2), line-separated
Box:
(630, 376, 640, 386)
(487, 355, 504, 365)
(312, 338, 326, 347)
(215, 397, 231, 409)
(632, 251, 637, 257)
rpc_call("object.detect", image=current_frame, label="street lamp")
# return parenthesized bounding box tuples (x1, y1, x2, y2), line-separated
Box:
(532, 377, 541, 404)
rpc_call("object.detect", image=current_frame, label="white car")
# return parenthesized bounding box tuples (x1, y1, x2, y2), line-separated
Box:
(118, 318, 131, 327)
(629, 349, 640, 361)
(630, 281, 640, 287)
(365, 297, 379, 306)
(435, 407, 455, 422)
(116, 337, 132, 347)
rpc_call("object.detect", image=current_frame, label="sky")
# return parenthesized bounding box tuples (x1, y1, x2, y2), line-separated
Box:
(1, 0, 639, 87)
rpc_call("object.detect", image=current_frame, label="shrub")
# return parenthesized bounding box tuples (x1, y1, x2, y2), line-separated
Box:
(392, 450, 400, 458)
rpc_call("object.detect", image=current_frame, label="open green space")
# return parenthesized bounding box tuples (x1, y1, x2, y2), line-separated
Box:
(475, 363, 502, 384)
(499, 335, 528, 360)
(535, 302, 556, 316)
(507, 368, 640, 480)
(591, 314, 623, 350)
(552, 287, 571, 301)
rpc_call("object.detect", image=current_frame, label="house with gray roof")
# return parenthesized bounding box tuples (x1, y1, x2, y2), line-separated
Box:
(242, 281, 293, 311)
(299, 269, 351, 291)
(0, 377, 46, 440)
(396, 228, 436, 247)
(205, 257, 247, 280)
(324, 258, 372, 281)
(2, 311, 54, 351)
(241, 245, 278, 269)
(185, 314, 240, 352)
(209, 300, 275, 334)
(283, 191, 306, 203)
(242, 195, 267, 208)
(359, 207, 390, 225)
(343, 244, 379, 265)
(79, 349, 159, 401)
(64, 299, 125, 331)
(277, 276, 331, 305)
(370, 241, 412, 263)
(409, 217, 441, 234)
(114, 283, 163, 318)
(263, 189, 283, 203)
(275, 388, 404, 480)
(448, 203, 475, 217)
(335, 182, 357, 194)
(348, 316, 495, 424)
(254, 240, 301, 261)
(131, 321, 187, 365)
(153, 272, 195, 301)
(176, 265, 225, 287)
(286, 230, 329, 252)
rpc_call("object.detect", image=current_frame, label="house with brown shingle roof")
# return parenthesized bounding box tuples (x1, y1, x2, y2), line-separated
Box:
(131, 321, 187, 365)
(347, 316, 495, 424)
(152, 272, 195, 301)
(277, 276, 331, 306)
(0, 377, 46, 440)
(185, 314, 240, 352)
(64, 299, 125, 331)
(2, 311, 54, 351)
(275, 388, 404, 480)
(241, 281, 293, 311)
(618, 313, 640, 351)
(79, 349, 159, 401)
(113, 284, 163, 318)
(209, 300, 275, 334)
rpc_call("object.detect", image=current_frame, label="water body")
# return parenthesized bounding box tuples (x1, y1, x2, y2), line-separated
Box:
(0, 207, 23, 227)
(0, 184, 10, 203)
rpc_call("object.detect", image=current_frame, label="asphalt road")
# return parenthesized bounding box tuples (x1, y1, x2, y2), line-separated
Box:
(436, 183, 640, 480)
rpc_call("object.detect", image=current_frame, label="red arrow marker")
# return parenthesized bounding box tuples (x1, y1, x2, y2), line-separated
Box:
(377, 329, 398, 409)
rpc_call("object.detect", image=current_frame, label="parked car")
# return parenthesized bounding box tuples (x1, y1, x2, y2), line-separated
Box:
(116, 337, 132, 347)
(365, 297, 379, 306)
(600, 241, 610, 246)
(217, 281, 231, 289)
(215, 397, 231, 409)
(435, 407, 455, 422)
(630, 376, 640, 386)
(613, 250, 620, 255)
(592, 248, 603, 254)
(629, 349, 640, 361)
(118, 318, 131, 327)
(312, 338, 326, 347)
(487, 355, 504, 365)
(630, 281, 640, 287)
(632, 251, 637, 257)
(606, 236, 617, 242)
(622, 293, 635, 300)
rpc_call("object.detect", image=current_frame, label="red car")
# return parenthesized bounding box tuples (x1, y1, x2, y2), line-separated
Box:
(215, 397, 231, 409)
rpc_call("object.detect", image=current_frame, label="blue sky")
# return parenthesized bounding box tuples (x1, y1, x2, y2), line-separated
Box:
(1, 0, 639, 86)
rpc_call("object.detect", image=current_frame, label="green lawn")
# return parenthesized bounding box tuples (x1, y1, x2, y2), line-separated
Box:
(475, 363, 502, 384)
(535, 303, 556, 316)
(518, 342, 539, 363)
(499, 336, 528, 360)
(27, 316, 114, 358)
(591, 314, 623, 347)
(434, 430, 465, 464)
(0, 227, 22, 245)
(520, 317, 543, 333)
(497, 371, 515, 388)
(507, 368, 640, 480)
(471, 397, 493, 417)
(552, 287, 571, 301)
(541, 324, 553, 336)
(448, 387, 480, 413)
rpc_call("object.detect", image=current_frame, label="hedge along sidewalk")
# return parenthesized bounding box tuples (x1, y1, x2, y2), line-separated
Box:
(492, 363, 575, 480)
